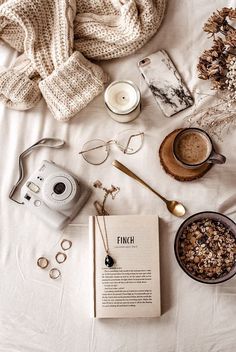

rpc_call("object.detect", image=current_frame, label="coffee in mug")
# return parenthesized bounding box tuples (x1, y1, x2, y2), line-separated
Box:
(173, 128, 226, 168)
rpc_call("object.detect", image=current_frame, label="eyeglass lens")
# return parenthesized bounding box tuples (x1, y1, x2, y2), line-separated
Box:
(116, 129, 144, 155)
(81, 139, 109, 165)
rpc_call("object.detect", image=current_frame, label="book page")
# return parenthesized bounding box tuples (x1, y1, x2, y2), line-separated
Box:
(91, 215, 160, 318)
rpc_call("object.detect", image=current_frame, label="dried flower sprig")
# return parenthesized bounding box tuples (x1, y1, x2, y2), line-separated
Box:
(198, 7, 236, 93)
(185, 91, 236, 140)
(93, 180, 120, 215)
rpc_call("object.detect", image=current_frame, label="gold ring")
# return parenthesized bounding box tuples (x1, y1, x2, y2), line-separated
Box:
(61, 239, 72, 251)
(37, 257, 49, 269)
(49, 268, 61, 279)
(55, 252, 67, 264)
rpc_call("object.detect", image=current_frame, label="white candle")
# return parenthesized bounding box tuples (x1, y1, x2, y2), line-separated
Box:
(104, 80, 141, 123)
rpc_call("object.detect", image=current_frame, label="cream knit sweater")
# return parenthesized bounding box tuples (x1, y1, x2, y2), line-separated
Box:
(0, 0, 166, 121)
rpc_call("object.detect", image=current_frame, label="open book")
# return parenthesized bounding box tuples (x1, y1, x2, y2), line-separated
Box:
(90, 215, 161, 318)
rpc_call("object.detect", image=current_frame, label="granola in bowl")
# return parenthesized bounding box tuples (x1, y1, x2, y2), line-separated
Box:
(175, 212, 236, 284)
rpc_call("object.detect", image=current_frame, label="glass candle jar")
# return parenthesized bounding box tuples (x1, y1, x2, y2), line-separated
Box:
(104, 80, 141, 123)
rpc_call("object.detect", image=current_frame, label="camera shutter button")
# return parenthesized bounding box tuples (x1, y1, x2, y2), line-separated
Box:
(34, 200, 41, 207)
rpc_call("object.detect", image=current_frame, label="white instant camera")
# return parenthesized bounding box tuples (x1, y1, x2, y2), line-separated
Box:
(21, 160, 91, 230)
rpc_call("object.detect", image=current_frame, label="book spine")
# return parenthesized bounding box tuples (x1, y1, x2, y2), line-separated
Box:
(89, 216, 96, 318)
(156, 217, 161, 316)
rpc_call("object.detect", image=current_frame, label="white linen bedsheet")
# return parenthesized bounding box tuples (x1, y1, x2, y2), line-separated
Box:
(1, 0, 236, 351)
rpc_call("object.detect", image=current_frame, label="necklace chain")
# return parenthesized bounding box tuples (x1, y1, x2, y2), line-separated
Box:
(95, 215, 109, 254)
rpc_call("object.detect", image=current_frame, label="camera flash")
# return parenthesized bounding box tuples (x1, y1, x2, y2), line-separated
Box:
(27, 182, 40, 193)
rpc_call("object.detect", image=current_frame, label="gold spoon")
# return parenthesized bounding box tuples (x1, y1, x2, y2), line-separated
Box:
(112, 160, 186, 217)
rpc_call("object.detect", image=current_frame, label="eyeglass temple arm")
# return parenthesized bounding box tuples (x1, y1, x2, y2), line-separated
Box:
(79, 132, 144, 155)
(123, 132, 144, 154)
(79, 141, 113, 154)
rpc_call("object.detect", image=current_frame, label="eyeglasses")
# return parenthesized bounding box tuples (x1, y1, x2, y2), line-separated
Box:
(79, 129, 144, 165)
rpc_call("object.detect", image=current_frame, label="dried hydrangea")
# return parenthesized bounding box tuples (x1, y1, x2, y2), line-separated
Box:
(225, 29, 236, 47)
(197, 38, 229, 89)
(226, 57, 236, 100)
(198, 7, 236, 96)
(203, 7, 236, 35)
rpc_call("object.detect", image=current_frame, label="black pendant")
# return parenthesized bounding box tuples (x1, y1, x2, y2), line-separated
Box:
(105, 255, 114, 267)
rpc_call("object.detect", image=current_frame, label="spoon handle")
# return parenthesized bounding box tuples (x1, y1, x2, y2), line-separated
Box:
(112, 160, 167, 203)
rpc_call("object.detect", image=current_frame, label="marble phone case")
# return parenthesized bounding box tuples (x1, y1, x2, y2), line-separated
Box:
(138, 50, 193, 117)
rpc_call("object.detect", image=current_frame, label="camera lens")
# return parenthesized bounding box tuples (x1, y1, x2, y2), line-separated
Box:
(53, 182, 66, 195)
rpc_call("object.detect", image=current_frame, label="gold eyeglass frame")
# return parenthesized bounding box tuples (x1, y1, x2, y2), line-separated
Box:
(79, 130, 144, 165)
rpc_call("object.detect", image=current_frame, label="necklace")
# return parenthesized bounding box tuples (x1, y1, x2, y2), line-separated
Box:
(95, 215, 114, 267)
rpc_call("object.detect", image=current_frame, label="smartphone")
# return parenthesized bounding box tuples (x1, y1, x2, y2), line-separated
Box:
(138, 50, 193, 117)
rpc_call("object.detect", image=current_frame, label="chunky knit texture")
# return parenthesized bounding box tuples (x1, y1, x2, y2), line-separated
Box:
(39, 52, 109, 121)
(0, 54, 41, 110)
(0, 0, 166, 121)
(74, 0, 166, 60)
